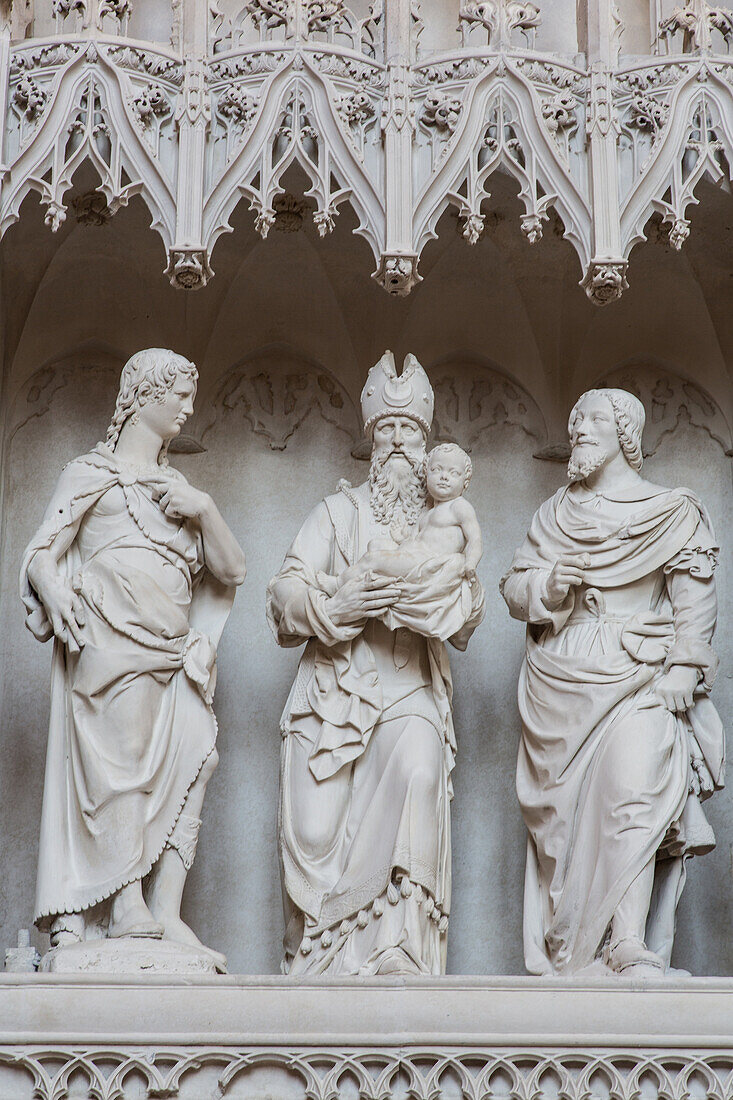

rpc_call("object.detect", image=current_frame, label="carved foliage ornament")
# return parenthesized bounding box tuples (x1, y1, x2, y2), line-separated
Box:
(420, 91, 463, 134)
(131, 83, 170, 127)
(54, 0, 131, 29)
(307, 0, 346, 33)
(72, 191, 112, 225)
(217, 86, 258, 129)
(245, 0, 291, 32)
(53, 0, 86, 17)
(11, 73, 47, 123)
(432, 363, 546, 449)
(628, 91, 670, 134)
(240, 0, 345, 35)
(273, 191, 308, 230)
(659, 0, 733, 52)
(201, 354, 359, 451)
(459, 0, 541, 48)
(597, 365, 733, 455)
(338, 90, 376, 125)
(107, 45, 183, 85)
(335, 90, 378, 157)
(541, 91, 577, 135)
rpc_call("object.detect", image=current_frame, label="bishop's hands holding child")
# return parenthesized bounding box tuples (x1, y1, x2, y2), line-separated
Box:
(320, 442, 483, 643)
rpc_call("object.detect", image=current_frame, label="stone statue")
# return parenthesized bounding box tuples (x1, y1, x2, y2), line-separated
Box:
(501, 388, 724, 977)
(267, 351, 485, 976)
(21, 348, 246, 972)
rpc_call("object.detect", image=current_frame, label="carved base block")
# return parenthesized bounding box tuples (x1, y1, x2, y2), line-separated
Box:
(39, 937, 223, 975)
(1, 976, 732, 1098)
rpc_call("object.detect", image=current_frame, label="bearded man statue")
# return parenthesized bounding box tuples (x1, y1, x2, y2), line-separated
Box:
(501, 388, 724, 977)
(267, 351, 485, 975)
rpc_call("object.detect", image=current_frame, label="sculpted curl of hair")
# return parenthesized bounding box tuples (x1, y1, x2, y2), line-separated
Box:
(105, 348, 198, 464)
(568, 388, 645, 471)
(427, 442, 473, 487)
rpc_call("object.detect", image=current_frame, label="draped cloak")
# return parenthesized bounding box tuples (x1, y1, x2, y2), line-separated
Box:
(267, 481, 484, 975)
(500, 482, 724, 974)
(21, 444, 234, 930)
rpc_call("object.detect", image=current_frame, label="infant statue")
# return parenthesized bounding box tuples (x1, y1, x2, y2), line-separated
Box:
(333, 443, 483, 640)
(416, 442, 483, 574)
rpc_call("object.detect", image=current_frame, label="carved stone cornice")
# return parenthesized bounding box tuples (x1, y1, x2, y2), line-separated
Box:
(3, 6, 733, 303)
(1, 977, 733, 1100)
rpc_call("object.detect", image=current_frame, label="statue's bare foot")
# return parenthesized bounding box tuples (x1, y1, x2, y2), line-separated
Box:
(108, 883, 164, 939)
(155, 912, 227, 972)
(50, 912, 85, 948)
(605, 936, 664, 976)
(108, 909, 164, 939)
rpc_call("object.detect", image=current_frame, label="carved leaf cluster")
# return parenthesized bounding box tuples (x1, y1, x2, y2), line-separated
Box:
(5, 0, 733, 305)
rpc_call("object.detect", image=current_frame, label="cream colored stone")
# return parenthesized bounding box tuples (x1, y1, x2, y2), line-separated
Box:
(502, 388, 724, 978)
(2, 0, 733, 976)
(39, 937, 223, 974)
(267, 352, 485, 976)
(20, 349, 246, 972)
(1, 975, 733, 1098)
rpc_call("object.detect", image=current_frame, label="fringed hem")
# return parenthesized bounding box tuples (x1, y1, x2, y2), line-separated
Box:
(294, 872, 448, 963)
(34, 729, 217, 933)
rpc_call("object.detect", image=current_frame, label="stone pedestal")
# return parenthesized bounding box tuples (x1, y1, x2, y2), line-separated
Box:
(0, 975, 731, 1099)
(39, 937, 224, 975)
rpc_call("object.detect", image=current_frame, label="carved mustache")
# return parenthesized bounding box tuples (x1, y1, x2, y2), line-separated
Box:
(374, 446, 421, 468)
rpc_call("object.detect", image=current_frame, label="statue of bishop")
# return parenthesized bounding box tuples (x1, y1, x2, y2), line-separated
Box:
(267, 351, 485, 975)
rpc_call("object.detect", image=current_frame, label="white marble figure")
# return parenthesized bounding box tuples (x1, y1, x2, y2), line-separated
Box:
(267, 351, 485, 975)
(501, 388, 724, 977)
(21, 348, 246, 970)
(331, 442, 483, 640)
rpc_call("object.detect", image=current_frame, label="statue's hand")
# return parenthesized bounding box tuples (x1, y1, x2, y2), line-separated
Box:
(656, 665, 699, 713)
(544, 553, 589, 610)
(325, 571, 401, 627)
(28, 551, 85, 653)
(149, 475, 211, 522)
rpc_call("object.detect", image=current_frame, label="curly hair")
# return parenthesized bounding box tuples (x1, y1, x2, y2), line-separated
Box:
(427, 442, 473, 488)
(105, 348, 198, 465)
(568, 388, 645, 471)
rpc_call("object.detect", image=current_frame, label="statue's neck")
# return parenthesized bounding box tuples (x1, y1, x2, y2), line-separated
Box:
(582, 452, 644, 496)
(114, 420, 165, 468)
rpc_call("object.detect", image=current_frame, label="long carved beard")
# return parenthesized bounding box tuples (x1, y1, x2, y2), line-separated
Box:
(369, 449, 427, 539)
(567, 441, 607, 483)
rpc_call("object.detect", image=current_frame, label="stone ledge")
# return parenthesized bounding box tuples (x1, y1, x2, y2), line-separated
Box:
(1, 974, 733, 1044)
(1, 977, 732, 1099)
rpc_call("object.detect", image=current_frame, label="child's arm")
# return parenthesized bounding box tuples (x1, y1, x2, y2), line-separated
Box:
(454, 498, 483, 573)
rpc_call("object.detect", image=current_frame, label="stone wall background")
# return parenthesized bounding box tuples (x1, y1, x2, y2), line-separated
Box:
(1, 181, 732, 976)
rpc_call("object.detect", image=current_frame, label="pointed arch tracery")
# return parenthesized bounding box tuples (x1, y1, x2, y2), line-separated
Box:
(411, 59, 592, 272)
(203, 50, 386, 266)
(1, 40, 178, 246)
